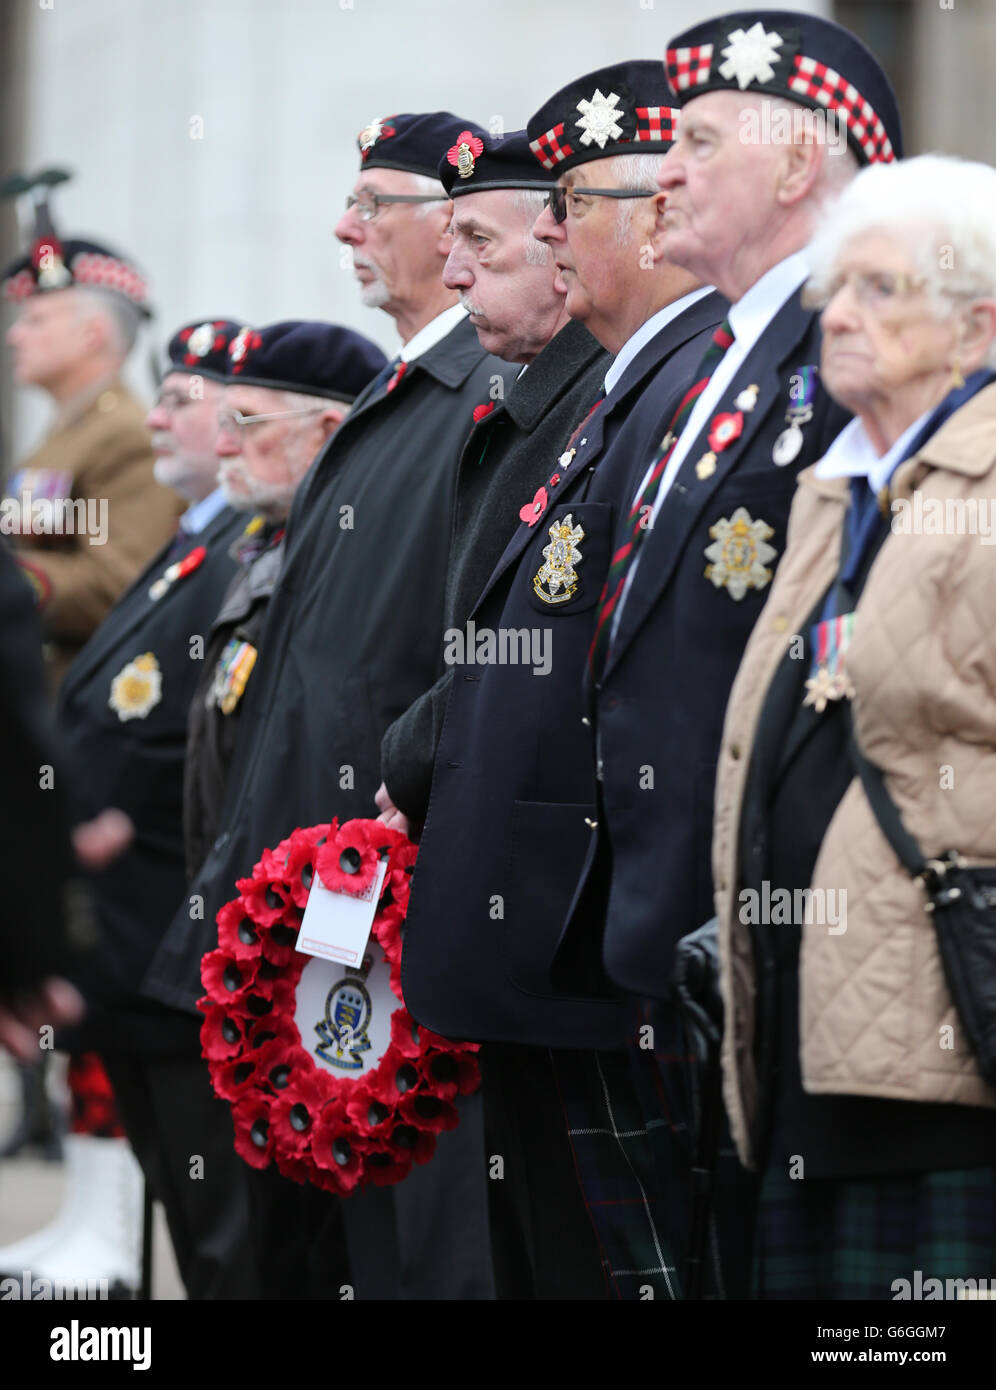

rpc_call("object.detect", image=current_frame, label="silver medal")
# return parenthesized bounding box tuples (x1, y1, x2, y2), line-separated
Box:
(772, 423, 803, 466)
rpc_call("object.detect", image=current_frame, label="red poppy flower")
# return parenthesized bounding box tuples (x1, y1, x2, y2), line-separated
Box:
(707, 410, 744, 454)
(361, 1146, 413, 1187)
(519, 486, 548, 527)
(271, 1070, 333, 1157)
(216, 898, 264, 961)
(284, 823, 333, 908)
(239, 874, 292, 929)
(385, 1119, 437, 1166)
(316, 821, 380, 897)
(213, 1050, 265, 1103)
(415, 1048, 480, 1100)
(397, 1089, 459, 1136)
(200, 948, 260, 1005)
(472, 401, 495, 423)
(272, 1151, 311, 1186)
(344, 1088, 398, 1138)
(199, 1005, 247, 1062)
(389, 1008, 423, 1060)
(231, 1096, 273, 1169)
(256, 844, 292, 889)
(312, 1103, 369, 1193)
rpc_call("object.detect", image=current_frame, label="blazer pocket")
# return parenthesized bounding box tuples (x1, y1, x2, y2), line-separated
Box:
(501, 798, 597, 996)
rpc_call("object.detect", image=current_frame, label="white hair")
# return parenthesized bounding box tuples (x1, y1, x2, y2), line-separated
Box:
(74, 286, 143, 356)
(511, 187, 552, 266)
(607, 152, 667, 244)
(406, 170, 448, 218)
(279, 388, 350, 416)
(806, 153, 996, 364)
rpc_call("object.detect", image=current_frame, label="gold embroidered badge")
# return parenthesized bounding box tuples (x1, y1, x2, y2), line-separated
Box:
(703, 507, 776, 601)
(533, 513, 585, 606)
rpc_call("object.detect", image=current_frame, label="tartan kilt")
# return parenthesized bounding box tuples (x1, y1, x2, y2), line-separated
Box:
(551, 1047, 683, 1300)
(755, 1161, 996, 1300)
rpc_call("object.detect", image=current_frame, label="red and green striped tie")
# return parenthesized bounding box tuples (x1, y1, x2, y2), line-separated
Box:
(587, 319, 734, 680)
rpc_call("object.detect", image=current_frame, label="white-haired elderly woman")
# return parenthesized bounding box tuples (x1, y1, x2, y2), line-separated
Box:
(710, 154, 996, 1300)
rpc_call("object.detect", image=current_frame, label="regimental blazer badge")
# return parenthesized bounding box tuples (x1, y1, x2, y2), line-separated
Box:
(314, 962, 373, 1072)
(108, 651, 163, 721)
(210, 638, 258, 715)
(703, 507, 776, 601)
(533, 513, 585, 605)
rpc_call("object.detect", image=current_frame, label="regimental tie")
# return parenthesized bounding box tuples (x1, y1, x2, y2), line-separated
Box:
(587, 320, 734, 679)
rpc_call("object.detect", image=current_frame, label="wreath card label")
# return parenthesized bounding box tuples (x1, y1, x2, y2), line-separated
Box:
(297, 858, 388, 965)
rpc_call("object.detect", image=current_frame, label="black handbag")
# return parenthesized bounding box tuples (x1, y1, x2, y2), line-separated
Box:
(848, 720, 996, 1090)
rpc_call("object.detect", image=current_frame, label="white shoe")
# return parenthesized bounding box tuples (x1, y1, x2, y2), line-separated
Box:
(0, 1135, 144, 1296)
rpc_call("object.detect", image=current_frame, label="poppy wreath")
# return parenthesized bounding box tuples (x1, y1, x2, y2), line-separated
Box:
(199, 818, 480, 1195)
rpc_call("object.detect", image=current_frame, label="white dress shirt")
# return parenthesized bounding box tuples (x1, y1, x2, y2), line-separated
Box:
(612, 250, 811, 636)
(180, 486, 228, 535)
(813, 408, 934, 492)
(603, 286, 715, 398)
(399, 303, 469, 362)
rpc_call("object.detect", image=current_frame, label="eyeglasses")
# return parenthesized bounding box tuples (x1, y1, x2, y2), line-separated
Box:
(801, 270, 928, 314)
(156, 391, 196, 414)
(344, 192, 448, 223)
(546, 186, 658, 225)
(217, 406, 325, 435)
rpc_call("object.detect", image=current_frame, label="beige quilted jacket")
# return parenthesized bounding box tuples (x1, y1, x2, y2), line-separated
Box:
(713, 382, 996, 1170)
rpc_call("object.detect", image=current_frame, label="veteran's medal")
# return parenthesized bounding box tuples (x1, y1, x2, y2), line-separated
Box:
(773, 365, 818, 466)
(533, 513, 585, 605)
(211, 638, 258, 715)
(108, 652, 163, 722)
(803, 611, 857, 712)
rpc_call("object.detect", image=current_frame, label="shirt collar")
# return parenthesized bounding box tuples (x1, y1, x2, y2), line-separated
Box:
(603, 286, 715, 397)
(399, 304, 469, 363)
(727, 250, 810, 355)
(181, 486, 228, 535)
(814, 410, 935, 494)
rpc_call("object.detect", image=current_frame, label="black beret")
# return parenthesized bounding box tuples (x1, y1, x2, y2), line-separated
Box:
(665, 9, 902, 165)
(165, 319, 243, 382)
(356, 111, 478, 181)
(437, 128, 552, 197)
(527, 60, 680, 175)
(225, 320, 387, 403)
(2, 235, 152, 316)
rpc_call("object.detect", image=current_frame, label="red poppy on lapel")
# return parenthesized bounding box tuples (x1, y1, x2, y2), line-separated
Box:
(707, 410, 744, 454)
(473, 401, 495, 423)
(519, 486, 548, 527)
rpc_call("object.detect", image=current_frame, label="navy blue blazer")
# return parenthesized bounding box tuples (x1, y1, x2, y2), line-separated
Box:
(553, 288, 851, 1003)
(400, 291, 728, 1047)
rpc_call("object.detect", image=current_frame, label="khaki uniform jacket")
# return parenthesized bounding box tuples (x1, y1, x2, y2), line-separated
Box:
(713, 381, 996, 1170)
(9, 379, 183, 690)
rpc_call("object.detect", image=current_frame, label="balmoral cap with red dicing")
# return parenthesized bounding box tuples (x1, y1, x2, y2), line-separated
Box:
(437, 128, 552, 197)
(2, 235, 152, 316)
(664, 9, 903, 166)
(527, 60, 681, 175)
(165, 320, 244, 382)
(356, 111, 478, 180)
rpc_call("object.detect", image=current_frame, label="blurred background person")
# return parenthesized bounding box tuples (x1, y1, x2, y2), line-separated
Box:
(713, 153, 996, 1299)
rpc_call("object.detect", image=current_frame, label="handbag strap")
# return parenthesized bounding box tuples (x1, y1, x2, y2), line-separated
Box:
(845, 706, 928, 878)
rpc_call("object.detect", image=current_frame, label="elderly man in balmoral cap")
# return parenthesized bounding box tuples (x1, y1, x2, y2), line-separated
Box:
(54, 320, 381, 1302)
(2, 217, 182, 694)
(376, 126, 608, 834)
(142, 112, 517, 1301)
(398, 62, 728, 1298)
(550, 10, 903, 1294)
